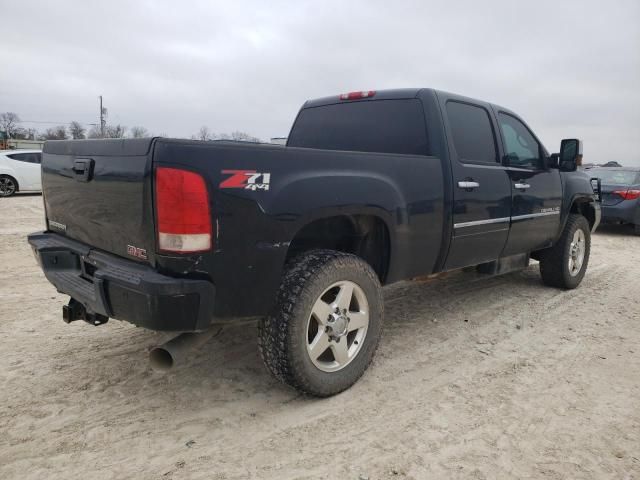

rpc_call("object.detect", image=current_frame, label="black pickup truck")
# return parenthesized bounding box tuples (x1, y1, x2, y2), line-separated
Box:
(29, 88, 600, 396)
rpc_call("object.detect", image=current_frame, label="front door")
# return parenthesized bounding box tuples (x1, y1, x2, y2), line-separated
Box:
(495, 111, 562, 255)
(439, 96, 512, 270)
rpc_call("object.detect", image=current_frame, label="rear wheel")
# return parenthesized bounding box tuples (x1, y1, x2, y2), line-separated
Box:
(539, 214, 591, 289)
(634, 223, 640, 236)
(258, 250, 383, 397)
(0, 176, 17, 197)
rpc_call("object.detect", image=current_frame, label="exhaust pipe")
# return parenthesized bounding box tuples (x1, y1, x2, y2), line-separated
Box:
(149, 329, 219, 372)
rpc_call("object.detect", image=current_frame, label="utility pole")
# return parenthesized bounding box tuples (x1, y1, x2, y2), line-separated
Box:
(99, 95, 106, 138)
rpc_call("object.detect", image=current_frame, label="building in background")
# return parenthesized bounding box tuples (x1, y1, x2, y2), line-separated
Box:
(270, 137, 287, 145)
(6, 138, 45, 150)
(0, 131, 45, 150)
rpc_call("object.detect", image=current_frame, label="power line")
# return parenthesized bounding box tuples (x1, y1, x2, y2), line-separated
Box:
(18, 120, 98, 125)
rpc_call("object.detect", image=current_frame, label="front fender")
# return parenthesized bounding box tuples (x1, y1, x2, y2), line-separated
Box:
(559, 171, 599, 233)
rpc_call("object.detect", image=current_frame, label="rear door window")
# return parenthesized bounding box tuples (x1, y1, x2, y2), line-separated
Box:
(445, 101, 498, 164)
(7, 152, 41, 164)
(288, 99, 429, 155)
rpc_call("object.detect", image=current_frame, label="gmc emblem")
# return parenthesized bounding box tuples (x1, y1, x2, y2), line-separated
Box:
(127, 245, 148, 260)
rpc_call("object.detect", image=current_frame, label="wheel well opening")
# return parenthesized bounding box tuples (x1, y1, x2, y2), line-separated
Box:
(286, 215, 390, 283)
(571, 200, 596, 229)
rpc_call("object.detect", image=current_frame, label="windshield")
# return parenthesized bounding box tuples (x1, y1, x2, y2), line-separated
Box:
(593, 170, 638, 185)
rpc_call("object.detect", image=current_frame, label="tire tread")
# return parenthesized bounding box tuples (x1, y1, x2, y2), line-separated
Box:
(258, 249, 382, 396)
(539, 214, 590, 289)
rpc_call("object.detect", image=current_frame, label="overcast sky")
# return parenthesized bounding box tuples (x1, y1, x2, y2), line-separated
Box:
(2, 0, 639, 165)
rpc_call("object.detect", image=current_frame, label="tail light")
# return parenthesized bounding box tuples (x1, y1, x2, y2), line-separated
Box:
(155, 167, 212, 253)
(613, 189, 640, 200)
(339, 90, 376, 100)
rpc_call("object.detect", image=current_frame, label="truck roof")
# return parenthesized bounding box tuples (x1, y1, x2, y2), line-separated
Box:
(302, 88, 513, 115)
(303, 88, 425, 108)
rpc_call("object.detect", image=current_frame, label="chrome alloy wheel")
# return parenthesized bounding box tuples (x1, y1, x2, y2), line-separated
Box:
(0, 177, 16, 197)
(305, 280, 369, 373)
(568, 228, 586, 276)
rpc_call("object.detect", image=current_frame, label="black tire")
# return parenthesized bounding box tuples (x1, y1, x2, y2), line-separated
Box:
(258, 250, 384, 397)
(634, 223, 640, 236)
(539, 214, 591, 289)
(0, 175, 18, 197)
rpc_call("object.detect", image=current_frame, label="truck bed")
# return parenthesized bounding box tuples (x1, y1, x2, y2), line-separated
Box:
(34, 137, 447, 323)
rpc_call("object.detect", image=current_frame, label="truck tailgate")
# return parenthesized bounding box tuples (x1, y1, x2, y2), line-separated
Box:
(41, 138, 157, 264)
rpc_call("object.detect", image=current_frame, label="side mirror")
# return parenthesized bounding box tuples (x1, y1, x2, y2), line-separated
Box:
(559, 138, 583, 171)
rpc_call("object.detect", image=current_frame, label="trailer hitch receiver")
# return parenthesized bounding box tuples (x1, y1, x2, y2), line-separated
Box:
(63, 298, 108, 326)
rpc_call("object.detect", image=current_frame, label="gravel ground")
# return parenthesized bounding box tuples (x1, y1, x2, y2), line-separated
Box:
(1, 194, 639, 480)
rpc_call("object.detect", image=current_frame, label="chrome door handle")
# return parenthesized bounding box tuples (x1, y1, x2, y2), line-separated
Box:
(514, 183, 531, 189)
(458, 181, 480, 189)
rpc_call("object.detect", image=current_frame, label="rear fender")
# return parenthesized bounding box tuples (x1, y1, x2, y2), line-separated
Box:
(0, 164, 20, 186)
(265, 171, 404, 275)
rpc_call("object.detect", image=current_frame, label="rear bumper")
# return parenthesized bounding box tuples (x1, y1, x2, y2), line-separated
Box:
(601, 200, 639, 224)
(28, 232, 215, 332)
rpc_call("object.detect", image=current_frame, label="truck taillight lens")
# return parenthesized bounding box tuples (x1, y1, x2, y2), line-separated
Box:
(339, 90, 376, 100)
(155, 167, 212, 253)
(613, 189, 640, 200)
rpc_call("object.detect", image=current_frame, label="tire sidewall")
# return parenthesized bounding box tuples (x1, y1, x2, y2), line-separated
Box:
(560, 216, 591, 288)
(288, 255, 383, 394)
(0, 176, 17, 197)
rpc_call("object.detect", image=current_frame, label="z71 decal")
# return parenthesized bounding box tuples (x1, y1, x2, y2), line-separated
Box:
(220, 170, 271, 191)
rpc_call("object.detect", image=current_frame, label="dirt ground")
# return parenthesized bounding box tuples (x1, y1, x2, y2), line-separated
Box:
(1, 194, 638, 480)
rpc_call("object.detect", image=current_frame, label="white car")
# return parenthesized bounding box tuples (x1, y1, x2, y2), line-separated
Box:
(0, 149, 42, 197)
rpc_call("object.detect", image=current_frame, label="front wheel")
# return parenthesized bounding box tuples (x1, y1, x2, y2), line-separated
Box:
(258, 250, 384, 397)
(539, 214, 591, 289)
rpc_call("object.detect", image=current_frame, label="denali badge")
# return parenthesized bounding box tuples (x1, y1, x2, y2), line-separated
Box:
(127, 245, 148, 260)
(49, 220, 67, 232)
(220, 170, 271, 191)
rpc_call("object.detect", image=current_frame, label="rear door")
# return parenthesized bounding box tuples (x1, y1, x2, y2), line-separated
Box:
(438, 94, 512, 270)
(41, 138, 157, 263)
(494, 111, 562, 255)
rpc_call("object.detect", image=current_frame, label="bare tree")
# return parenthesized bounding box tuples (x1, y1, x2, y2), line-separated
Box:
(69, 121, 86, 139)
(87, 125, 102, 138)
(41, 126, 68, 140)
(230, 131, 261, 143)
(9, 127, 29, 139)
(130, 126, 149, 138)
(105, 124, 127, 138)
(87, 123, 127, 139)
(193, 126, 212, 141)
(23, 128, 39, 140)
(191, 127, 260, 142)
(0, 112, 21, 138)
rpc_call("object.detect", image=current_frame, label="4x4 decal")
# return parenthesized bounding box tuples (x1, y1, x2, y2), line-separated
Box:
(220, 170, 271, 191)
